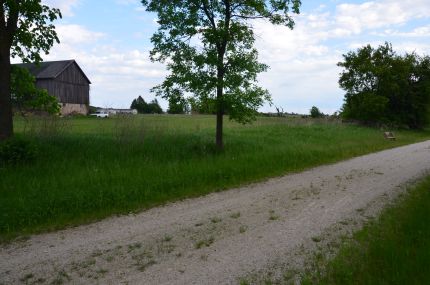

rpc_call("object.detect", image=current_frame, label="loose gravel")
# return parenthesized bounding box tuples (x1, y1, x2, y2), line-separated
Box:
(1, 140, 430, 285)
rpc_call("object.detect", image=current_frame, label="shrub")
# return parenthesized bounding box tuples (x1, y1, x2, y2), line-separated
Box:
(310, 106, 324, 118)
(0, 137, 37, 166)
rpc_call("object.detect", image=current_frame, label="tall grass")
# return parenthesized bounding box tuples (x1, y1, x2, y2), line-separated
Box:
(1, 115, 429, 241)
(303, 176, 430, 285)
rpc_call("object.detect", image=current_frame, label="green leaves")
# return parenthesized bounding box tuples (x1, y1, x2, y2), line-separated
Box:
(167, 90, 190, 114)
(10, 66, 60, 114)
(338, 43, 430, 129)
(310, 106, 324, 118)
(1, 1, 62, 139)
(4, 0, 62, 63)
(130, 96, 163, 114)
(142, 0, 300, 125)
(142, 0, 300, 147)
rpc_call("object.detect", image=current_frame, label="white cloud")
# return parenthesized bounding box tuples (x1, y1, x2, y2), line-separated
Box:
(335, 0, 430, 35)
(35, 0, 430, 113)
(250, 0, 430, 113)
(374, 25, 430, 38)
(394, 42, 430, 55)
(115, 0, 140, 5)
(44, 25, 167, 108)
(253, 13, 345, 114)
(347, 39, 430, 55)
(56, 25, 105, 45)
(42, 0, 80, 17)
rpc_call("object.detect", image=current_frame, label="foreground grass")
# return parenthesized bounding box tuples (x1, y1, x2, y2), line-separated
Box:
(302, 175, 430, 285)
(1, 115, 429, 241)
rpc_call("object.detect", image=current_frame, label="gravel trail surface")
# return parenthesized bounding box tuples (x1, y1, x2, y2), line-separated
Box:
(1, 141, 430, 285)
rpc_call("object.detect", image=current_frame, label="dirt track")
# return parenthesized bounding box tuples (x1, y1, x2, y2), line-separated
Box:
(1, 141, 430, 285)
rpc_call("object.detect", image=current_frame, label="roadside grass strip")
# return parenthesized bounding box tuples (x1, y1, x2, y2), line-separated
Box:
(1, 115, 429, 241)
(303, 176, 430, 285)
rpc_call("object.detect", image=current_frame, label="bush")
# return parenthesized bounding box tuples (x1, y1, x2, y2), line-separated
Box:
(0, 137, 37, 166)
(342, 91, 389, 124)
(310, 106, 324, 118)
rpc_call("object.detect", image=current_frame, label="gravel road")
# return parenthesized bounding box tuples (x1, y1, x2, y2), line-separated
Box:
(1, 140, 430, 285)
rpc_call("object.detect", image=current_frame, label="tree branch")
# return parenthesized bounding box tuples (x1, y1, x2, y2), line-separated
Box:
(201, 0, 217, 30)
(231, 14, 265, 20)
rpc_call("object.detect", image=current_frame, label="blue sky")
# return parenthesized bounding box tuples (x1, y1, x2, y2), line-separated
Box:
(33, 0, 430, 114)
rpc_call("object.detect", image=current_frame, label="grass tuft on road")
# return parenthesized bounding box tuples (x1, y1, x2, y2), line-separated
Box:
(303, 175, 430, 285)
(1, 115, 429, 241)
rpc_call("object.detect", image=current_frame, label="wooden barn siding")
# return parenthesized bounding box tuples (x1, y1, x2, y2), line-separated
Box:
(57, 62, 90, 85)
(35, 63, 90, 105)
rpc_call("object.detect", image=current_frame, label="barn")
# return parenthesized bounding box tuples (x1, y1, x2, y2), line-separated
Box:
(14, 60, 91, 115)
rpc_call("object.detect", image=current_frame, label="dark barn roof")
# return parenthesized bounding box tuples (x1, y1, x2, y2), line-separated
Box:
(15, 60, 91, 84)
(13, 60, 91, 106)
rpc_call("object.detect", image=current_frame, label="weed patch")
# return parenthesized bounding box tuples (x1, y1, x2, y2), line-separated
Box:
(195, 237, 215, 249)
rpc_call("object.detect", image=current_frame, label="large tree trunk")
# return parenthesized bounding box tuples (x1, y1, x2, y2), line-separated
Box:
(215, 51, 225, 150)
(0, 43, 13, 140)
(214, 0, 230, 150)
(215, 82, 224, 149)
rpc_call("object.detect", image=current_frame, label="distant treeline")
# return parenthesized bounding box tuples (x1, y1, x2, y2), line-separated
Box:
(130, 96, 163, 114)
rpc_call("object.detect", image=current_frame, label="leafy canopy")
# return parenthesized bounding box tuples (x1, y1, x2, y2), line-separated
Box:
(141, 0, 301, 123)
(2, 0, 62, 63)
(338, 43, 430, 129)
(310, 106, 323, 118)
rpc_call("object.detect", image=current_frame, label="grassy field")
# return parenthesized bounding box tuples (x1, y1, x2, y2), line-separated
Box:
(1, 115, 429, 241)
(302, 175, 430, 285)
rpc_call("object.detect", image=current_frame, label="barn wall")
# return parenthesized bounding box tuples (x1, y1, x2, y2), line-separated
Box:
(56, 62, 90, 85)
(61, 103, 89, 115)
(35, 63, 90, 105)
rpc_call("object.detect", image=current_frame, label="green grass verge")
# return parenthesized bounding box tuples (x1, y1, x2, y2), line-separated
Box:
(303, 176, 430, 285)
(1, 115, 429, 241)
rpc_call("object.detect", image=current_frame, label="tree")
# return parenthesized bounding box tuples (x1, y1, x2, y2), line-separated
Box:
(188, 97, 217, 114)
(131, 96, 164, 114)
(167, 90, 190, 114)
(310, 106, 323, 118)
(338, 43, 430, 128)
(0, 0, 61, 140)
(141, 0, 301, 149)
(148, 98, 163, 114)
(131, 96, 149, 114)
(11, 66, 59, 115)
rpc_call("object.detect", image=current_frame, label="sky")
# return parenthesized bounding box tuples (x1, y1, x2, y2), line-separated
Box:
(25, 0, 430, 114)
